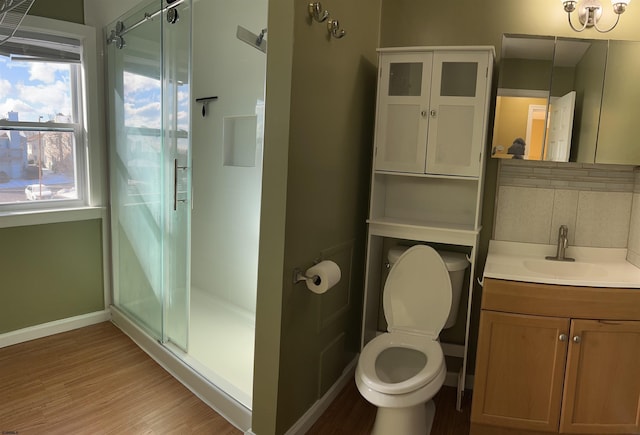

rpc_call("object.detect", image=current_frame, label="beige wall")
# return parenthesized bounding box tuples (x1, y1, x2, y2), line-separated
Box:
(380, 0, 640, 374)
(30, 0, 84, 24)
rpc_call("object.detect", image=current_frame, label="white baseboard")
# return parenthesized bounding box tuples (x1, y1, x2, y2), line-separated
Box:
(0, 310, 111, 349)
(284, 356, 358, 435)
(110, 306, 252, 433)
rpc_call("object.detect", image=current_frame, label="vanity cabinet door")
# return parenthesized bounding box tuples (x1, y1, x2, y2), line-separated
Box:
(471, 310, 570, 432)
(374, 52, 433, 173)
(560, 320, 640, 434)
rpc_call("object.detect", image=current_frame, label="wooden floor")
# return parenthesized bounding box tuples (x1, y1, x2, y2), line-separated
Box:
(0, 322, 471, 434)
(308, 378, 471, 435)
(0, 322, 240, 435)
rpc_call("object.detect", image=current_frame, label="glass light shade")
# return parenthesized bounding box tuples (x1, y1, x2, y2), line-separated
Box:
(613, 0, 630, 5)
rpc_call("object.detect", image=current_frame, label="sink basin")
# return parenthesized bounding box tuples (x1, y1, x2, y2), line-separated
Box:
(523, 259, 609, 280)
(484, 241, 640, 287)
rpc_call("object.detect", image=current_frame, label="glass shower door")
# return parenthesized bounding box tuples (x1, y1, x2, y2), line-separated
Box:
(162, 0, 191, 351)
(108, 0, 191, 351)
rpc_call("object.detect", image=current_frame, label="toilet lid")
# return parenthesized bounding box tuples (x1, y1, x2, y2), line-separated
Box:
(383, 245, 452, 337)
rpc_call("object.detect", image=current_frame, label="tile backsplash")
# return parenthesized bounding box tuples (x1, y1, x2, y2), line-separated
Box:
(493, 160, 638, 250)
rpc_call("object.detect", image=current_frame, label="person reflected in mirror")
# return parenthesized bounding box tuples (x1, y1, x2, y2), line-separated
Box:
(507, 137, 525, 159)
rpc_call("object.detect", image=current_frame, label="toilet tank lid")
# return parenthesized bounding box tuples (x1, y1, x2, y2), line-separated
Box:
(388, 246, 469, 272)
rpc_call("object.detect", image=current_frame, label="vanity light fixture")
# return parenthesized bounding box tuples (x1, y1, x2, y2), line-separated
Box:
(562, 0, 631, 32)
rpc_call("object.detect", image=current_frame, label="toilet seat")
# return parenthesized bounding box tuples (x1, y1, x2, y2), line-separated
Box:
(358, 332, 444, 395)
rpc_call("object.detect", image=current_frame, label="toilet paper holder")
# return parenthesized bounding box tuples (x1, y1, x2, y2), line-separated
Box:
(293, 268, 321, 285)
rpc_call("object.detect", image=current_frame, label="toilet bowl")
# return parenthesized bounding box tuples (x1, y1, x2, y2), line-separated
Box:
(356, 245, 452, 435)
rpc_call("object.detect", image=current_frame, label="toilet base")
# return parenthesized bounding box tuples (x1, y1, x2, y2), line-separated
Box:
(371, 399, 436, 435)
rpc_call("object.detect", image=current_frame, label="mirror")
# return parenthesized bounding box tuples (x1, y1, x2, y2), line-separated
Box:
(492, 35, 555, 161)
(492, 34, 640, 165)
(595, 40, 640, 164)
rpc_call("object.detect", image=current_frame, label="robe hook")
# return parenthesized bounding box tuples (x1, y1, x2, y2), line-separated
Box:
(308, 2, 329, 22)
(327, 19, 346, 39)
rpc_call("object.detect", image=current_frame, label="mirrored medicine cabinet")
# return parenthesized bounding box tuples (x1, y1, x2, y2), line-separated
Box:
(491, 34, 640, 165)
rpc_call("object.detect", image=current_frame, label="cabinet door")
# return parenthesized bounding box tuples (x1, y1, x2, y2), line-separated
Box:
(374, 53, 433, 173)
(560, 320, 640, 434)
(471, 310, 569, 432)
(426, 51, 489, 177)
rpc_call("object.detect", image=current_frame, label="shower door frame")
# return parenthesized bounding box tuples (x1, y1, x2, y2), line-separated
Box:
(108, 0, 192, 352)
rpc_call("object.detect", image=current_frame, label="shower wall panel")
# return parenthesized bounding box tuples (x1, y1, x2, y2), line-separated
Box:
(190, 0, 267, 314)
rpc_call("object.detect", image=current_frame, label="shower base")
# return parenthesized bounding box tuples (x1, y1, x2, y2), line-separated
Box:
(185, 287, 255, 409)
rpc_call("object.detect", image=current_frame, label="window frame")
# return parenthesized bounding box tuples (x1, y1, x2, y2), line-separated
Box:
(0, 15, 104, 225)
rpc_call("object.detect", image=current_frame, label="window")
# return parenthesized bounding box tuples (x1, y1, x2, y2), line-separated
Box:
(0, 17, 101, 214)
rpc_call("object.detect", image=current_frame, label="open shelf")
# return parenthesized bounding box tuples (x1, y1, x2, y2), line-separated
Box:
(368, 217, 480, 246)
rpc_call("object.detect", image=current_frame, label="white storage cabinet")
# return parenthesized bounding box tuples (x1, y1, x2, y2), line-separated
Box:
(361, 46, 494, 410)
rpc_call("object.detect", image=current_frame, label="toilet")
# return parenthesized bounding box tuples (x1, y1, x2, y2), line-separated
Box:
(355, 245, 457, 435)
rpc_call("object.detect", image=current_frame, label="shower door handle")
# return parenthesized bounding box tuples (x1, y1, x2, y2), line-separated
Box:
(173, 159, 188, 210)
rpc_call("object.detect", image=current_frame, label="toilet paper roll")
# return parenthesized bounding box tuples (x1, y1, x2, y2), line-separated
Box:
(305, 260, 341, 294)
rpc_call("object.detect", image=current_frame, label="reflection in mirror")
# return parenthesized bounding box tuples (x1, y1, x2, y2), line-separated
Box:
(492, 35, 608, 163)
(553, 37, 607, 163)
(492, 35, 554, 160)
(596, 40, 640, 164)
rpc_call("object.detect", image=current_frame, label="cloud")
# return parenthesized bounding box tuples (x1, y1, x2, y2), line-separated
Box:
(124, 72, 160, 94)
(0, 98, 35, 120)
(0, 78, 12, 96)
(0, 60, 72, 121)
(15, 81, 72, 120)
(124, 101, 162, 129)
(28, 63, 69, 84)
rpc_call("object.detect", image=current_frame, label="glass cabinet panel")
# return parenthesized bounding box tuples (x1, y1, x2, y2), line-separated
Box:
(389, 62, 423, 96)
(440, 62, 478, 97)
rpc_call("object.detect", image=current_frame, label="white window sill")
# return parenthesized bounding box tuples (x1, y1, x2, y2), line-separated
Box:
(0, 206, 106, 229)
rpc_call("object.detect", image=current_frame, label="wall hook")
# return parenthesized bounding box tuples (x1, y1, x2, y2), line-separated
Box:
(308, 2, 329, 22)
(327, 19, 346, 39)
(195, 96, 218, 117)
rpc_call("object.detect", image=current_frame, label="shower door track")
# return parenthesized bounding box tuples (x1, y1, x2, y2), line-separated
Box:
(110, 0, 186, 40)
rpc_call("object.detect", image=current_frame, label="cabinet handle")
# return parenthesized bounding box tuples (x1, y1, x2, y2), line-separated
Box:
(430, 109, 437, 117)
(559, 334, 568, 342)
(572, 335, 581, 343)
(421, 110, 428, 118)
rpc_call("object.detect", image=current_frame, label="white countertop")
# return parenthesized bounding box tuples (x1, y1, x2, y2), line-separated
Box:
(484, 240, 640, 288)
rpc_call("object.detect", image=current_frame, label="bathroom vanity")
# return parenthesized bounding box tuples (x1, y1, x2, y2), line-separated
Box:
(471, 241, 640, 435)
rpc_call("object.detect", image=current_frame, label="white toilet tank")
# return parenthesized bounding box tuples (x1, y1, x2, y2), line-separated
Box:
(388, 246, 469, 329)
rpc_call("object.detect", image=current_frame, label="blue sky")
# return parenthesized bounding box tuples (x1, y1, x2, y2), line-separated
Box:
(0, 55, 73, 123)
(0, 54, 189, 130)
(122, 70, 190, 131)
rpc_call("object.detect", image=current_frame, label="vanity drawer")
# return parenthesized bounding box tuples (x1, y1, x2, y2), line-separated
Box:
(482, 278, 640, 320)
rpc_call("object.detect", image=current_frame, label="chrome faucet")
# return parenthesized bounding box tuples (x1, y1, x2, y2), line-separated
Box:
(546, 225, 575, 262)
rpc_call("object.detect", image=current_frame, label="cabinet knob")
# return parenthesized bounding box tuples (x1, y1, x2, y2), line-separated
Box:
(559, 334, 568, 342)
(430, 109, 437, 117)
(421, 110, 428, 118)
(572, 335, 581, 343)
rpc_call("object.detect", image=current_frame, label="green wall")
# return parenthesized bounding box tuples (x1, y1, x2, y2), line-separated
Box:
(0, 220, 104, 333)
(254, 0, 381, 433)
(29, 0, 84, 24)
